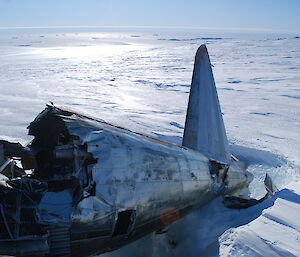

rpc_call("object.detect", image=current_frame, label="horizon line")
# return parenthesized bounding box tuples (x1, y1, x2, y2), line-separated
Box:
(0, 25, 298, 34)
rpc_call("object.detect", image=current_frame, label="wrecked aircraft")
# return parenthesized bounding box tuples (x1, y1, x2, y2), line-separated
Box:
(0, 45, 274, 256)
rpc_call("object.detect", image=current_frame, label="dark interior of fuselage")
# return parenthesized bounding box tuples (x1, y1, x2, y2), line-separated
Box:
(27, 107, 97, 193)
(0, 107, 98, 248)
(0, 106, 98, 220)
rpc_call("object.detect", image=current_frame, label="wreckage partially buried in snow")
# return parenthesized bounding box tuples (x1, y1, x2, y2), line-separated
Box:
(0, 45, 274, 256)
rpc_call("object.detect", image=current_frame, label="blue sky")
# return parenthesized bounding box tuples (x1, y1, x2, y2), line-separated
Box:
(0, 0, 299, 32)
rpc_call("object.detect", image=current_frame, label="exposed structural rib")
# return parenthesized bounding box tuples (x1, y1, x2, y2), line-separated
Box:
(182, 45, 230, 164)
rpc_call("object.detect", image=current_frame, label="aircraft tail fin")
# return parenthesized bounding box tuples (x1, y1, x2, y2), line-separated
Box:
(182, 45, 230, 164)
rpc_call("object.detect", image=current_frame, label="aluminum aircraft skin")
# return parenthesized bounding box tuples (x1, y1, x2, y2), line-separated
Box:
(0, 45, 272, 257)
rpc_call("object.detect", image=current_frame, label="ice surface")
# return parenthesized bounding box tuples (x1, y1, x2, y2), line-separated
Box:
(219, 183, 300, 257)
(0, 29, 299, 256)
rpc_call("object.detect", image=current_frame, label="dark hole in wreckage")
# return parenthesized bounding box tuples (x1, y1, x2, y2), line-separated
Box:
(113, 210, 136, 236)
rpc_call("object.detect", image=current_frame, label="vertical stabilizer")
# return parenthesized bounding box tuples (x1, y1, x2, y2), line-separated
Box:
(182, 45, 230, 164)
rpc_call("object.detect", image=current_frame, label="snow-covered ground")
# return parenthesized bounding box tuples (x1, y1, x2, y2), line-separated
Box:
(0, 28, 299, 256)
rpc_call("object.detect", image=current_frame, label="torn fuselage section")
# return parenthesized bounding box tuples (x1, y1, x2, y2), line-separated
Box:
(0, 106, 97, 256)
(28, 105, 96, 199)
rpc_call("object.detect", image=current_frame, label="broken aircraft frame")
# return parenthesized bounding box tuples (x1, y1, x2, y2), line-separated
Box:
(0, 45, 274, 256)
